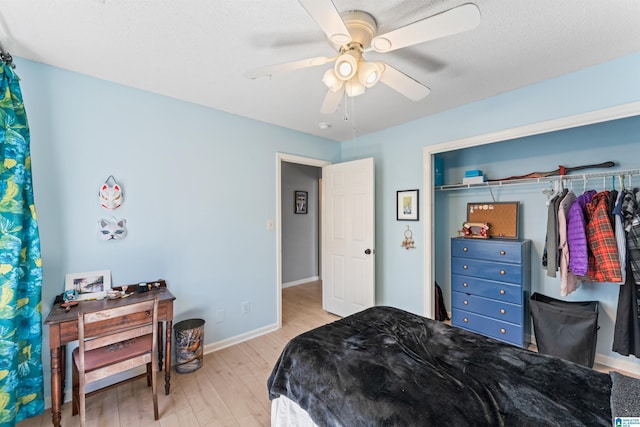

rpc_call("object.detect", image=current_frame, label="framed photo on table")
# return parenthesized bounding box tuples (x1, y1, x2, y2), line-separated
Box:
(397, 189, 419, 221)
(64, 269, 111, 300)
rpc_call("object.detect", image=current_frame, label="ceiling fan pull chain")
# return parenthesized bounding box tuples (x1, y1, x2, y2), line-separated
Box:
(343, 91, 349, 121)
(350, 96, 357, 141)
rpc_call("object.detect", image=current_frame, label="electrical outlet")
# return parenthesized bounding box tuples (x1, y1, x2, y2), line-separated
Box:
(241, 301, 250, 314)
(266, 219, 274, 230)
(215, 309, 225, 323)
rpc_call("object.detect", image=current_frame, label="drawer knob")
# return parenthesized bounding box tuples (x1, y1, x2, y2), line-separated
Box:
(500, 309, 506, 315)
(500, 289, 505, 295)
(463, 265, 468, 270)
(463, 318, 469, 323)
(500, 328, 506, 334)
(500, 250, 506, 255)
(500, 270, 506, 275)
(463, 282, 469, 288)
(463, 247, 468, 252)
(463, 300, 469, 305)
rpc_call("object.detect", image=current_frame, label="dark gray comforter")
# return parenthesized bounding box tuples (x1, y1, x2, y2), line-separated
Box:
(268, 306, 615, 426)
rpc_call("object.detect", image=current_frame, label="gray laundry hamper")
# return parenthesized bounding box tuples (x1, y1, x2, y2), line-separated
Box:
(530, 293, 599, 368)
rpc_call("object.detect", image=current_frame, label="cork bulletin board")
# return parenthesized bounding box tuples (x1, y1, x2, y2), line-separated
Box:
(466, 202, 519, 239)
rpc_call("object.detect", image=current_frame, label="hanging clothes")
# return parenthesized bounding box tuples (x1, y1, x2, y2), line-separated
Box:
(608, 189, 618, 228)
(544, 188, 568, 277)
(567, 190, 596, 276)
(613, 187, 640, 358)
(612, 259, 640, 358)
(0, 60, 44, 424)
(586, 191, 622, 283)
(612, 189, 627, 284)
(621, 189, 640, 284)
(558, 191, 580, 296)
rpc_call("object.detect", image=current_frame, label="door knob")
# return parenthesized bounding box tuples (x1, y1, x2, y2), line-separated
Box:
(364, 249, 373, 255)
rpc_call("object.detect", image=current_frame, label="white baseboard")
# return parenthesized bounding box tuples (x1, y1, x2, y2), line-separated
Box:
(594, 353, 640, 375)
(282, 276, 319, 289)
(203, 322, 280, 354)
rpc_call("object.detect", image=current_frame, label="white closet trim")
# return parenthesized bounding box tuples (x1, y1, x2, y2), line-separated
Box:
(422, 101, 640, 319)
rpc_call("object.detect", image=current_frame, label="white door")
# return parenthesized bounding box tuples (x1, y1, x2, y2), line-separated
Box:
(322, 158, 375, 317)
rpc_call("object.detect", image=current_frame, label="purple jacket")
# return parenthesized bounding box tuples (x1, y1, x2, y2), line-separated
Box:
(567, 190, 596, 276)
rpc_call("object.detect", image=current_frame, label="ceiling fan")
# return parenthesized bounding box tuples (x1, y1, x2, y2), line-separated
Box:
(245, 1, 481, 114)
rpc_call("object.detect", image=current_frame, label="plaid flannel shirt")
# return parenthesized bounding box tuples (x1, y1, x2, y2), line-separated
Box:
(586, 191, 622, 282)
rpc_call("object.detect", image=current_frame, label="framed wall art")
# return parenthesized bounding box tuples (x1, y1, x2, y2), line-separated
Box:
(397, 189, 419, 221)
(64, 269, 111, 300)
(295, 190, 308, 214)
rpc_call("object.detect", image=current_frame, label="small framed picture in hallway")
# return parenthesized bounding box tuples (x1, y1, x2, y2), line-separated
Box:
(295, 191, 308, 214)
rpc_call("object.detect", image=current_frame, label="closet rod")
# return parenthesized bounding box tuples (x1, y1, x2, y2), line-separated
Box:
(435, 167, 640, 191)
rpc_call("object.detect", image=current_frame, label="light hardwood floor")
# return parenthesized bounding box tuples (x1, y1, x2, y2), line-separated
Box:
(19, 281, 638, 426)
(20, 281, 338, 427)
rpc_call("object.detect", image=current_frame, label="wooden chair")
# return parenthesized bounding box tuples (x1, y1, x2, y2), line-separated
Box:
(72, 298, 159, 426)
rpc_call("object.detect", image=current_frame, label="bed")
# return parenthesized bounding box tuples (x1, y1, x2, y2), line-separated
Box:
(267, 306, 639, 426)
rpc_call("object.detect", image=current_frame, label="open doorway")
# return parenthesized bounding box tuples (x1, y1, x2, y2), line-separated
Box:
(281, 162, 321, 287)
(276, 154, 330, 328)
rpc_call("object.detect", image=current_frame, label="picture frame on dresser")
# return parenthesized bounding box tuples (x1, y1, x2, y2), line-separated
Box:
(397, 189, 419, 221)
(64, 269, 111, 301)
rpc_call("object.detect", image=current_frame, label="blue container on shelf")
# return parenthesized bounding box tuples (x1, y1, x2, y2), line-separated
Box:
(434, 158, 444, 186)
(464, 169, 483, 177)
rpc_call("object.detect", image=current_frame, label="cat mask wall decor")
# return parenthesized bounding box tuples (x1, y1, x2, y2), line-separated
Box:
(97, 218, 127, 240)
(99, 175, 124, 210)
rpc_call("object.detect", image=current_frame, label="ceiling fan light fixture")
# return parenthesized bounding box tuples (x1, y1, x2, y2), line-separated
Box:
(345, 77, 365, 97)
(357, 61, 382, 88)
(334, 53, 358, 80)
(322, 68, 344, 92)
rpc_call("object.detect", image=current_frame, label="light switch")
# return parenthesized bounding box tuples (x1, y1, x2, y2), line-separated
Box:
(267, 219, 274, 230)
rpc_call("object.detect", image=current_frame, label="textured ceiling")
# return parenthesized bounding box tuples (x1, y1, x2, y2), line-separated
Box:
(0, 1, 639, 142)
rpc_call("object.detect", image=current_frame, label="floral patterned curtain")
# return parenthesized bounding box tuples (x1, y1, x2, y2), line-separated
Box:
(0, 56, 44, 425)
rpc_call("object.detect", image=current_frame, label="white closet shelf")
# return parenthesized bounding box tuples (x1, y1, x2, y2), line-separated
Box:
(435, 168, 640, 191)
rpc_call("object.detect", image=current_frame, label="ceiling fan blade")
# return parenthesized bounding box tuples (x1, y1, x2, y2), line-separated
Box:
(379, 63, 430, 101)
(298, 0, 352, 45)
(244, 56, 335, 79)
(371, 3, 480, 53)
(321, 86, 344, 114)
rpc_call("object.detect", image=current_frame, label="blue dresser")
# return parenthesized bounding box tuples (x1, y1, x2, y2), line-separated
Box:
(451, 237, 531, 347)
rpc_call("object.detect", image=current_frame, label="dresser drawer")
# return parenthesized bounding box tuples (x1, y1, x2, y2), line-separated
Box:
(451, 257, 523, 283)
(451, 291, 522, 325)
(452, 274, 522, 304)
(451, 238, 524, 263)
(452, 309, 523, 346)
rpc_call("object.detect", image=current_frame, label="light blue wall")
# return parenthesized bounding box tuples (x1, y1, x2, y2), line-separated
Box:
(342, 52, 640, 368)
(18, 51, 640, 403)
(17, 58, 341, 401)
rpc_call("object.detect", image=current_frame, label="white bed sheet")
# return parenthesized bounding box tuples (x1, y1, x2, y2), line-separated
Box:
(271, 395, 318, 427)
